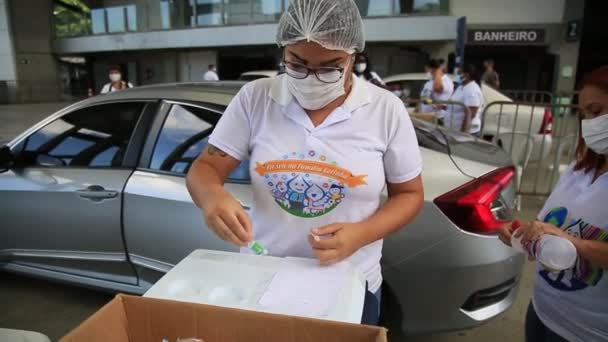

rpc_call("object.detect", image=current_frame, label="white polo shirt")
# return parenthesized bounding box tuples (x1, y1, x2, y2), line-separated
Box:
(208, 75, 422, 292)
(445, 81, 484, 134)
(419, 74, 454, 117)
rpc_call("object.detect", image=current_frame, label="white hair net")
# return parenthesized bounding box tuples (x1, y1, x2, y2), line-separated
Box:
(277, 0, 365, 54)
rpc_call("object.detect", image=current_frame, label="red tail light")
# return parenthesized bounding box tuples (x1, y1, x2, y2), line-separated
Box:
(434, 167, 515, 233)
(538, 108, 553, 134)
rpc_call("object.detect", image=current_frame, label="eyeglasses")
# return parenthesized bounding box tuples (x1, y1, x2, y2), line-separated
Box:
(283, 60, 347, 84)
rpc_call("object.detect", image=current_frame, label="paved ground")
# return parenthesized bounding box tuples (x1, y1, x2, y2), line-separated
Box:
(0, 103, 547, 341)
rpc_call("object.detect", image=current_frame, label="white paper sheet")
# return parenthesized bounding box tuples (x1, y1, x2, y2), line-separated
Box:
(258, 260, 350, 318)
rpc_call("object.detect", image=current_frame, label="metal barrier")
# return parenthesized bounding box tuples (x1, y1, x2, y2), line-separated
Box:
(480, 101, 580, 198)
(407, 95, 582, 198)
(502, 90, 554, 104)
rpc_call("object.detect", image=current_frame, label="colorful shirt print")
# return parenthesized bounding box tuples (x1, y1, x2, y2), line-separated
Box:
(539, 207, 608, 291)
(255, 150, 367, 218)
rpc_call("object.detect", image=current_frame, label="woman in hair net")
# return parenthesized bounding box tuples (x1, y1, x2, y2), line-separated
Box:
(186, 0, 423, 325)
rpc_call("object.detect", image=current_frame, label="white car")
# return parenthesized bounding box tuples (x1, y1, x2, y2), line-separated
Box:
(384, 73, 553, 165)
(239, 70, 279, 81)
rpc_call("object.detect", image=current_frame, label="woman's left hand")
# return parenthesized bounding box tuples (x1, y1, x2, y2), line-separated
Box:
(307, 223, 367, 265)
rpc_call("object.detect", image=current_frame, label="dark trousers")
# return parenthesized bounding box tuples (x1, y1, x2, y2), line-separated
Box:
(526, 302, 569, 342)
(361, 285, 382, 326)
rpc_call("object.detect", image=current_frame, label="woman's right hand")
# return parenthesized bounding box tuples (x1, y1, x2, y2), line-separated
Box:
(202, 187, 252, 247)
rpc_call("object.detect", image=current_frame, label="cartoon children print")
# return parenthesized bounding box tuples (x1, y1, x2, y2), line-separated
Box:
(256, 151, 365, 218)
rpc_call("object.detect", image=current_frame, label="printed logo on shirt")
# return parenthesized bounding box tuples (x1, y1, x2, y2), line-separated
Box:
(255, 151, 367, 218)
(539, 207, 608, 291)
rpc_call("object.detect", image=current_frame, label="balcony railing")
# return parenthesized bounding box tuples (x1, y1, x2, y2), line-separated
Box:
(53, 0, 449, 38)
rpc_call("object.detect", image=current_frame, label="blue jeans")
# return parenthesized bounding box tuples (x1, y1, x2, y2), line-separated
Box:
(526, 302, 568, 342)
(361, 285, 382, 326)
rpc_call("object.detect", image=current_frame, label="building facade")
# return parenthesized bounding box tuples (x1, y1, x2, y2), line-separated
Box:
(0, 0, 584, 103)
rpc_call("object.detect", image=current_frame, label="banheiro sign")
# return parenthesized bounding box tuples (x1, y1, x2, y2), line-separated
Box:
(468, 29, 545, 45)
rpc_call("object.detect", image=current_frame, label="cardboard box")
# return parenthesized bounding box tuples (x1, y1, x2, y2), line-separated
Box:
(61, 294, 387, 342)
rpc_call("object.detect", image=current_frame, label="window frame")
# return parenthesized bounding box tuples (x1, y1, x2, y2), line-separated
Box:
(138, 100, 251, 184)
(12, 100, 157, 171)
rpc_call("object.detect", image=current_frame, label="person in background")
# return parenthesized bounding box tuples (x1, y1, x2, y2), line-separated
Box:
(186, 0, 423, 326)
(482, 59, 500, 89)
(498, 66, 608, 342)
(100, 65, 133, 94)
(204, 64, 220, 81)
(445, 64, 484, 135)
(353, 53, 386, 88)
(417, 58, 453, 121)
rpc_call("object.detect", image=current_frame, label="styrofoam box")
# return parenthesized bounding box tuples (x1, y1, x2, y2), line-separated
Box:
(143, 249, 366, 324)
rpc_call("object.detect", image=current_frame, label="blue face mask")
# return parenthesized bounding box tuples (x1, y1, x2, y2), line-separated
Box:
(454, 74, 463, 84)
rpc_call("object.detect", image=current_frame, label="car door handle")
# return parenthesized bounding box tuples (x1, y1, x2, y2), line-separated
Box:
(76, 185, 118, 201)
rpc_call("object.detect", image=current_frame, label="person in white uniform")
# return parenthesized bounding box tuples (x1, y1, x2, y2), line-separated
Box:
(203, 64, 220, 81)
(353, 53, 385, 88)
(100, 65, 133, 94)
(498, 66, 608, 342)
(418, 58, 453, 120)
(445, 64, 484, 135)
(186, 0, 423, 326)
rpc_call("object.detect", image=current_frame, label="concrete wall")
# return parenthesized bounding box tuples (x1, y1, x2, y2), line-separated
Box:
(54, 16, 459, 53)
(549, 0, 584, 94)
(451, 0, 565, 24)
(0, 0, 17, 103)
(8, 0, 61, 103)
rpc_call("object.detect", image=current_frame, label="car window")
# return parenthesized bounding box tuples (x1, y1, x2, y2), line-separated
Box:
(19, 102, 144, 168)
(150, 104, 251, 182)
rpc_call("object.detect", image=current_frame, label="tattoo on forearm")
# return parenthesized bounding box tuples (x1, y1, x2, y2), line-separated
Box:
(207, 145, 228, 157)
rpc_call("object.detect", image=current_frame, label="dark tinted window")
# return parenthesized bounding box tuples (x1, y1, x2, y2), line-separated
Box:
(150, 104, 251, 182)
(20, 102, 144, 168)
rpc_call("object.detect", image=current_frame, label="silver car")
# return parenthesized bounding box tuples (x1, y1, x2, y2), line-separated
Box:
(0, 82, 524, 337)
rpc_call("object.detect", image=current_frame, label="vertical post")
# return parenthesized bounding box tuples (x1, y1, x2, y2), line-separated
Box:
(104, 8, 109, 34)
(221, 0, 226, 25)
(455, 17, 466, 68)
(192, 0, 198, 27)
(123, 6, 128, 32)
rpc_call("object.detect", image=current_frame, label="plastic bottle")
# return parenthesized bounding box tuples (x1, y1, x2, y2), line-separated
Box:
(510, 220, 578, 271)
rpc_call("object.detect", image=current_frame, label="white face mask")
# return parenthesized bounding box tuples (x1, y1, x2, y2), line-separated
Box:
(354, 63, 367, 73)
(109, 73, 122, 82)
(582, 114, 608, 155)
(286, 61, 349, 111)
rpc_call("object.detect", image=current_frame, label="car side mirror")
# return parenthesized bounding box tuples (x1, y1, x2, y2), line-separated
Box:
(0, 146, 14, 172)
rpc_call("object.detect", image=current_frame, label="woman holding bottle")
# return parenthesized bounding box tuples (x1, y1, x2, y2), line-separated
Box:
(498, 66, 608, 342)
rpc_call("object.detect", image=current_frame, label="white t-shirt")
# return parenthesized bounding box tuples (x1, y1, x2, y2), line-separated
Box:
(445, 81, 484, 133)
(419, 74, 454, 117)
(534, 164, 608, 342)
(100, 81, 133, 94)
(203, 70, 219, 81)
(209, 75, 422, 293)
